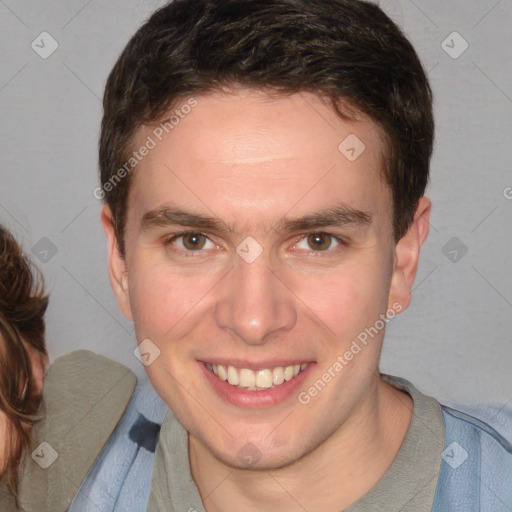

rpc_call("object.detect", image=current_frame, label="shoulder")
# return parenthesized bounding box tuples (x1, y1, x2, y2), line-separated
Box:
(38, 349, 137, 437)
(67, 377, 168, 512)
(441, 404, 512, 449)
(16, 350, 137, 512)
(45, 348, 136, 385)
(440, 403, 512, 467)
(433, 404, 512, 511)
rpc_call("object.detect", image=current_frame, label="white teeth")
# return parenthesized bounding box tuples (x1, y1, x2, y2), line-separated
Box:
(206, 362, 309, 390)
(272, 367, 285, 386)
(255, 369, 273, 389)
(239, 368, 256, 388)
(227, 365, 239, 385)
(217, 365, 227, 381)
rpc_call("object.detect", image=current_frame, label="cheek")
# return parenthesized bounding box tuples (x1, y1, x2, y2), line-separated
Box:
(127, 256, 215, 340)
(290, 255, 392, 343)
(129, 268, 184, 338)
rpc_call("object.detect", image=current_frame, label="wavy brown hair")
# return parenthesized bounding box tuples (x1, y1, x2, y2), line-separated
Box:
(0, 223, 48, 494)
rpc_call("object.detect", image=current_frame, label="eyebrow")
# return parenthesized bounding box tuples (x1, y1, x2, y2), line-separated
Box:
(140, 205, 372, 234)
(274, 205, 372, 232)
(140, 207, 227, 232)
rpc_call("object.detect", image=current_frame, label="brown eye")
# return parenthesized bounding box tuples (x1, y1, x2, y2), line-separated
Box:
(181, 233, 208, 250)
(306, 233, 333, 251)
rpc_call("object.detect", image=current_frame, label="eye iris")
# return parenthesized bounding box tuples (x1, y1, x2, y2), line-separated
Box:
(307, 233, 331, 251)
(183, 233, 206, 250)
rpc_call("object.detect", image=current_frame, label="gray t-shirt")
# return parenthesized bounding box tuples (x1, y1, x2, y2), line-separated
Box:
(146, 374, 445, 512)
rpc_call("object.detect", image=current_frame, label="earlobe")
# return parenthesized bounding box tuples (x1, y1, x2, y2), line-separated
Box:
(388, 197, 431, 312)
(100, 206, 133, 320)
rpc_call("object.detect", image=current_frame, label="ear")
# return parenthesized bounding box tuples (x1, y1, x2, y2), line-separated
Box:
(388, 197, 431, 312)
(101, 205, 133, 320)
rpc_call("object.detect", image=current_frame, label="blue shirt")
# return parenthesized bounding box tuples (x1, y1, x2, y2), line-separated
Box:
(69, 376, 512, 511)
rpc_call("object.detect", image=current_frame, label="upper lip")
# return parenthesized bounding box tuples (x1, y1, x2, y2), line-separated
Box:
(200, 359, 314, 370)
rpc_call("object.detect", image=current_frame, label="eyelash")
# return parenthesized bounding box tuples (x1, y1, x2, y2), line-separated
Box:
(293, 232, 347, 253)
(162, 231, 348, 255)
(162, 231, 214, 256)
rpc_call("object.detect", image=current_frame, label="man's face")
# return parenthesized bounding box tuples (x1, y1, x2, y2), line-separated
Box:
(104, 90, 423, 469)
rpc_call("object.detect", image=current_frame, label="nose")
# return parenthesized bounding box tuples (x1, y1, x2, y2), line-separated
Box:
(214, 252, 297, 345)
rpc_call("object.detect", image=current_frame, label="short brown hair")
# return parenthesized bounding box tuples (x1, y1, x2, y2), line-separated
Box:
(100, 0, 434, 257)
(0, 224, 48, 493)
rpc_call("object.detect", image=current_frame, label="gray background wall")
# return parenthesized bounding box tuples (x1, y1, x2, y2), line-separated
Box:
(0, 0, 511, 414)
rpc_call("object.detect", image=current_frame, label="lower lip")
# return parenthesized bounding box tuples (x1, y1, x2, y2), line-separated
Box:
(198, 361, 315, 408)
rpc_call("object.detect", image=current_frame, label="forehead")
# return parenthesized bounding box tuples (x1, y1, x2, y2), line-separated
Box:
(127, 90, 390, 229)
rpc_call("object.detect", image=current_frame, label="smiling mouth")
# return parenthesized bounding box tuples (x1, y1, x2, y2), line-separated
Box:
(203, 362, 309, 390)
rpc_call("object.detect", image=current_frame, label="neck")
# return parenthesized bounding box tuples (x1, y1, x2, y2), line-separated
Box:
(189, 376, 413, 512)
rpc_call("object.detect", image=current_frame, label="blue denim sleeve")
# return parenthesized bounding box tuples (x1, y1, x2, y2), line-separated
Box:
(433, 405, 512, 512)
(68, 379, 168, 512)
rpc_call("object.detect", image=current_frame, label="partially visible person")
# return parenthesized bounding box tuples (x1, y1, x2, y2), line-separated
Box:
(0, 222, 165, 512)
(0, 222, 49, 493)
